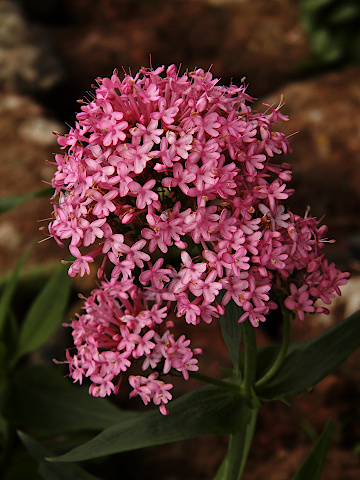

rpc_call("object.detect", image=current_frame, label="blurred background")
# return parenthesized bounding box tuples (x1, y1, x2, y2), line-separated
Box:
(1, 0, 360, 478)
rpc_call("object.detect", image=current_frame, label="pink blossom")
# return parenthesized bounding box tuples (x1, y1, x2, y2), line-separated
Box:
(176, 295, 202, 325)
(284, 284, 315, 321)
(256, 179, 291, 212)
(139, 258, 172, 289)
(81, 218, 106, 247)
(118, 239, 150, 268)
(188, 270, 222, 303)
(151, 97, 179, 125)
(129, 373, 173, 415)
(192, 111, 221, 138)
(89, 374, 115, 397)
(221, 275, 249, 307)
(128, 375, 152, 404)
(99, 351, 131, 376)
(178, 251, 207, 286)
(49, 64, 349, 414)
(161, 163, 196, 194)
(129, 179, 159, 209)
(258, 204, 290, 230)
(132, 330, 155, 359)
(91, 190, 118, 217)
(68, 245, 96, 277)
(132, 119, 163, 144)
(120, 141, 153, 175)
(167, 131, 193, 159)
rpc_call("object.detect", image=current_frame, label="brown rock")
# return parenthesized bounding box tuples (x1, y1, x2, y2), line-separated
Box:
(0, 0, 62, 92)
(0, 92, 64, 274)
(256, 67, 360, 228)
(252, 66, 360, 274)
(45, 0, 310, 113)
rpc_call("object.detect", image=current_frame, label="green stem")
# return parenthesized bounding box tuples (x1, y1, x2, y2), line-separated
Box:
(237, 408, 257, 479)
(255, 309, 290, 390)
(213, 409, 258, 480)
(190, 372, 240, 393)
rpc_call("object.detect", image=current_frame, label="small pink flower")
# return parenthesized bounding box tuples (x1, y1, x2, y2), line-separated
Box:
(89, 374, 115, 397)
(151, 98, 179, 125)
(284, 284, 315, 321)
(139, 258, 172, 289)
(118, 239, 150, 268)
(68, 245, 95, 277)
(188, 270, 222, 303)
(128, 375, 152, 404)
(132, 330, 155, 359)
(176, 295, 202, 325)
(129, 179, 159, 209)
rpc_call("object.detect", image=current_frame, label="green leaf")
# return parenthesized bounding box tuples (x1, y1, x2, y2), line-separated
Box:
(4, 365, 136, 436)
(255, 345, 280, 380)
(291, 420, 333, 480)
(220, 300, 244, 373)
(350, 33, 360, 63)
(257, 310, 360, 399)
(0, 245, 33, 340)
(0, 340, 8, 393)
(3, 452, 42, 480)
(12, 264, 72, 364)
(301, 0, 334, 13)
(0, 187, 53, 215)
(213, 458, 227, 480)
(311, 29, 343, 63)
(18, 431, 102, 480)
(328, 4, 360, 25)
(49, 385, 249, 463)
(4, 309, 19, 355)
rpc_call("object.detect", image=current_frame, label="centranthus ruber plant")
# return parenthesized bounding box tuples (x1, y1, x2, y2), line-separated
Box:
(42, 64, 358, 479)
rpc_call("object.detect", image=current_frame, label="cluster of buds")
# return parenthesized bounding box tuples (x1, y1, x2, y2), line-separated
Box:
(48, 65, 349, 413)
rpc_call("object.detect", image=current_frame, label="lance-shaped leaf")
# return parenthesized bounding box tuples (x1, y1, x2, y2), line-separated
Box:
(0, 187, 53, 215)
(0, 245, 32, 340)
(19, 431, 103, 480)
(49, 385, 250, 463)
(291, 420, 333, 480)
(220, 300, 244, 373)
(12, 264, 72, 364)
(256, 310, 360, 399)
(5, 365, 136, 436)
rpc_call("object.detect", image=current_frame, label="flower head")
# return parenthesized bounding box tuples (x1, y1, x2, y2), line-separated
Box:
(48, 65, 349, 412)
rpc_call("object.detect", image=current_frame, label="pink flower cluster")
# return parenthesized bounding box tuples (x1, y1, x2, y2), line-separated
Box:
(48, 64, 349, 413)
(66, 276, 200, 415)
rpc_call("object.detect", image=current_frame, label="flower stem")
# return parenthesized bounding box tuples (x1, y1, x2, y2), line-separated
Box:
(190, 372, 240, 393)
(213, 409, 258, 480)
(255, 309, 290, 390)
(237, 408, 257, 479)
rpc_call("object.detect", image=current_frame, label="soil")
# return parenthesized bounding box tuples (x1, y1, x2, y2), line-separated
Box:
(2, 0, 360, 478)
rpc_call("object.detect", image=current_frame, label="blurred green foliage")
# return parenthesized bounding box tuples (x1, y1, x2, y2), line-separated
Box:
(301, 0, 360, 65)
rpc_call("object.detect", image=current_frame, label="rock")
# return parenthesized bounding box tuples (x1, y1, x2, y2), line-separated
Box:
(256, 66, 360, 258)
(0, 0, 62, 92)
(0, 92, 65, 274)
(43, 0, 310, 121)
